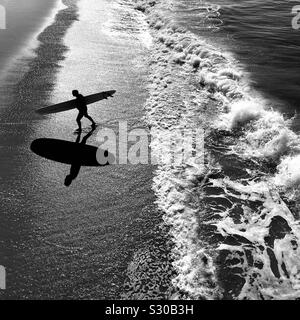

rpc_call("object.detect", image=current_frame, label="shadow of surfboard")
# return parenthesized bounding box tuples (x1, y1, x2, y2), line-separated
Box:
(30, 138, 114, 166)
(30, 130, 115, 186)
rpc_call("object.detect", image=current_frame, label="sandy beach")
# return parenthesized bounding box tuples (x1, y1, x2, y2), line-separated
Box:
(0, 0, 173, 299)
(1, 0, 300, 301)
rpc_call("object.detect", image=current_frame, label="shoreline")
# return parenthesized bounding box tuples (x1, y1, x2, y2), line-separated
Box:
(0, 0, 81, 299)
(0, 0, 63, 81)
(0, 0, 79, 122)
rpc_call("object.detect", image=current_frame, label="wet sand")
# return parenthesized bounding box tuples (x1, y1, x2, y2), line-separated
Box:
(0, 0, 60, 74)
(0, 0, 172, 299)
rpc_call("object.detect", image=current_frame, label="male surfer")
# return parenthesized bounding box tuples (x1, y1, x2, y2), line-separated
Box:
(72, 90, 96, 132)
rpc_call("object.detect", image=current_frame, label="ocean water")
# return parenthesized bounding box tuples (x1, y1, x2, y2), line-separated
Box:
(126, 0, 300, 299)
(173, 0, 300, 133)
(174, 0, 300, 117)
(0, 0, 60, 75)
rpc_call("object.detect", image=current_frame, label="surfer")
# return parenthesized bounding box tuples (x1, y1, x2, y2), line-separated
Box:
(72, 90, 96, 132)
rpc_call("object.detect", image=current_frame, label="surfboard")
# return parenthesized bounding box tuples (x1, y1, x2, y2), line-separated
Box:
(30, 138, 115, 166)
(35, 90, 116, 115)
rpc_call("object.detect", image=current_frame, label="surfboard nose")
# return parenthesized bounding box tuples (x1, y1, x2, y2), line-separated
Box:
(30, 139, 43, 154)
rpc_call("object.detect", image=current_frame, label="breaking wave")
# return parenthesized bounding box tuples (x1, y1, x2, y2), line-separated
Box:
(102, 0, 152, 48)
(121, 0, 300, 300)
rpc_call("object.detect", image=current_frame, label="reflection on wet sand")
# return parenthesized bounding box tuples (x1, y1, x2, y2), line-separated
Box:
(30, 128, 113, 186)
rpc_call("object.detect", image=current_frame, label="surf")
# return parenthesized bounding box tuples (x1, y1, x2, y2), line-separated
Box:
(129, 0, 300, 299)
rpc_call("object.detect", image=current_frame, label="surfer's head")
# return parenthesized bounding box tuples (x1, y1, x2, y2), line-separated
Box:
(64, 175, 73, 187)
(72, 90, 79, 97)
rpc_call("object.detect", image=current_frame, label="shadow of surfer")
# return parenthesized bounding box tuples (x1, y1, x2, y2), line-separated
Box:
(64, 127, 96, 187)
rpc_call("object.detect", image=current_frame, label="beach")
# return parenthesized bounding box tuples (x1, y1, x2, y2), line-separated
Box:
(0, 0, 173, 299)
(0, 0, 300, 300)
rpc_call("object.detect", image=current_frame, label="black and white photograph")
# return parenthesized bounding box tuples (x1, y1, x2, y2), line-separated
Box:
(0, 0, 300, 305)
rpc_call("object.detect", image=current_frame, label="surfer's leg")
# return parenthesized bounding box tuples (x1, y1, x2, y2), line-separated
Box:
(85, 113, 96, 127)
(76, 113, 83, 131)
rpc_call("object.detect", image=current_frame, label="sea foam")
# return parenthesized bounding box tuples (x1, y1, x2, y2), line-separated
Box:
(130, 0, 300, 299)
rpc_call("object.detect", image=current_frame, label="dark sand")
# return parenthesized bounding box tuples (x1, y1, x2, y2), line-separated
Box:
(0, 0, 172, 299)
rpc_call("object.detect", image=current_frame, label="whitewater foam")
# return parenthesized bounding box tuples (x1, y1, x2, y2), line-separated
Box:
(274, 155, 300, 190)
(102, 0, 153, 48)
(210, 177, 300, 299)
(128, 0, 300, 300)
